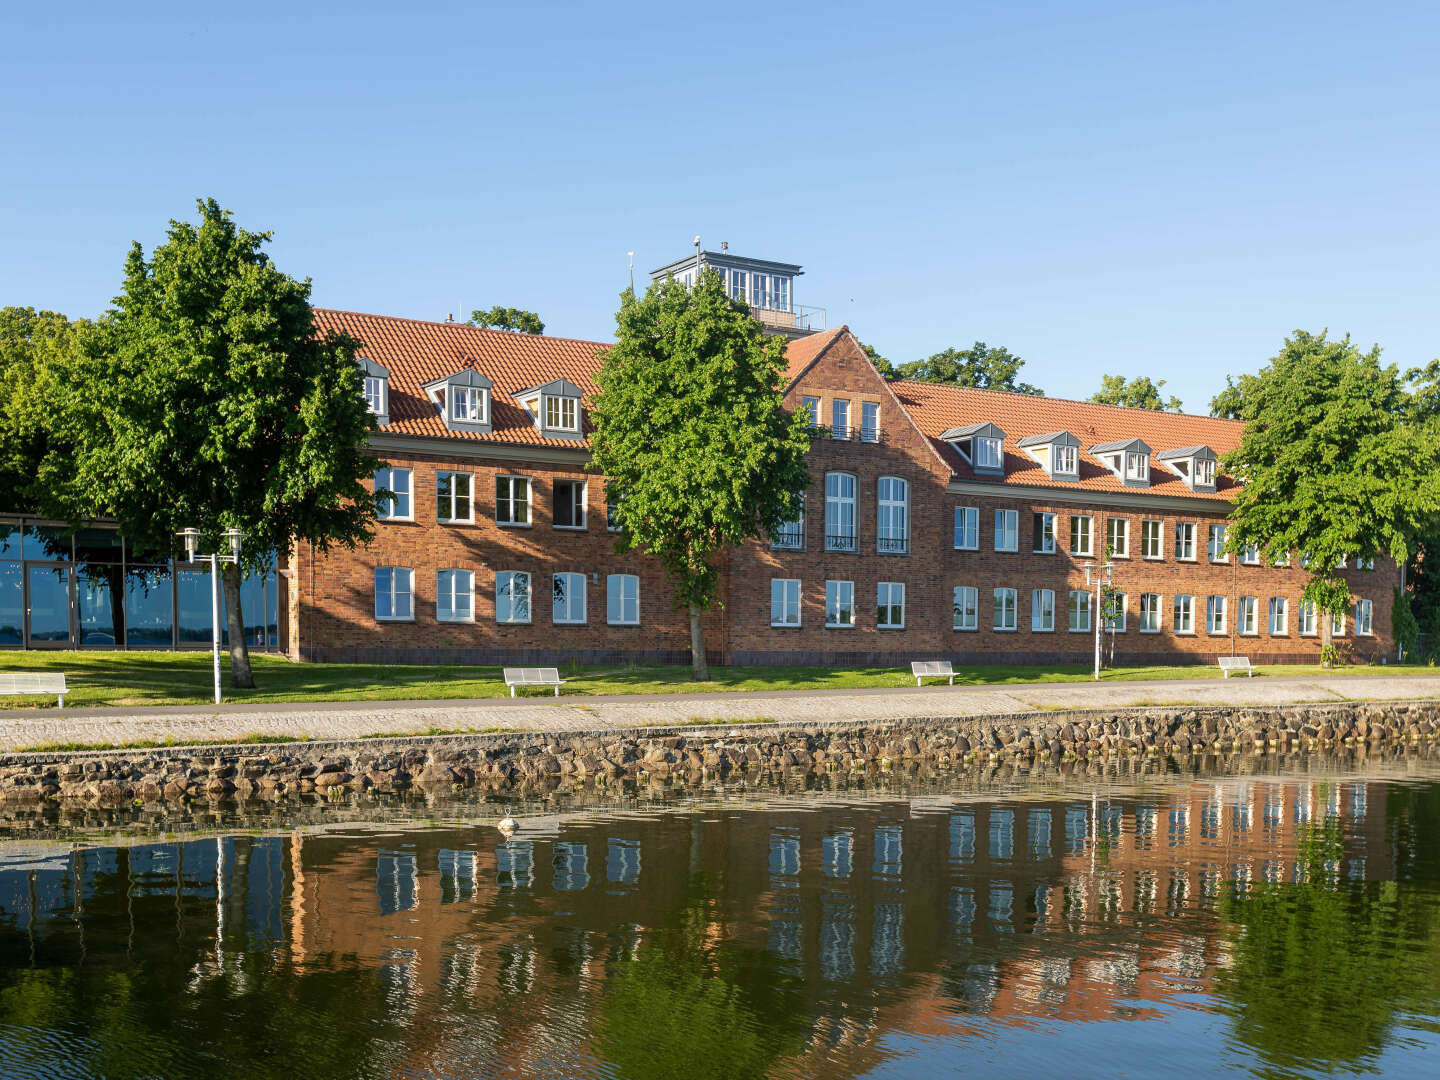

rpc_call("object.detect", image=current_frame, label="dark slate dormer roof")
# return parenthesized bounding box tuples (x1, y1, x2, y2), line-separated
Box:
(1016, 430, 1079, 448)
(1090, 437, 1152, 455)
(514, 377, 586, 400)
(423, 367, 495, 434)
(1157, 445, 1217, 461)
(940, 421, 1005, 441)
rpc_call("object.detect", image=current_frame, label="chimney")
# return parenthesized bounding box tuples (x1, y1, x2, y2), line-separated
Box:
(444, 313, 454, 323)
(720, 241, 728, 251)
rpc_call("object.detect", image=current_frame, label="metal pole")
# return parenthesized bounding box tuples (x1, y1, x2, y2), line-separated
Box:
(1093, 576, 1102, 681)
(210, 553, 222, 705)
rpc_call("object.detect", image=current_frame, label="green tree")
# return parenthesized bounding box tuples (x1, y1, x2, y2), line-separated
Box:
(590, 269, 812, 679)
(42, 198, 378, 688)
(0, 307, 83, 511)
(860, 340, 893, 378)
(1090, 373, 1183, 411)
(1222, 330, 1440, 659)
(467, 305, 545, 334)
(1209, 373, 1253, 419)
(888, 341, 1042, 394)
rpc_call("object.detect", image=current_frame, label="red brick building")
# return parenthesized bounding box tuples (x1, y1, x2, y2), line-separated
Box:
(282, 309, 1396, 667)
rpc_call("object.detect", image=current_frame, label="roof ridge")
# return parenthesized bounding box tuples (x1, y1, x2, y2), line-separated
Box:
(315, 307, 611, 350)
(891, 378, 1242, 426)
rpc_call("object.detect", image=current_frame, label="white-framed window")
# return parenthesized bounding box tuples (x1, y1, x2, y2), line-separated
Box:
(374, 566, 414, 621)
(1195, 458, 1216, 486)
(1357, 555, 1375, 570)
(770, 578, 801, 627)
(451, 385, 488, 424)
(773, 276, 789, 310)
(1270, 548, 1291, 568)
(1140, 593, 1161, 633)
(1141, 519, 1163, 559)
(953, 506, 979, 550)
(994, 509, 1018, 552)
(436, 568, 474, 622)
(1174, 594, 1195, 634)
(771, 497, 805, 550)
(363, 375, 387, 416)
(496, 571, 532, 624)
(1175, 522, 1196, 561)
(1332, 611, 1346, 636)
(953, 586, 978, 631)
(436, 471, 473, 523)
(1208, 524, 1228, 562)
(877, 476, 909, 554)
(1031, 588, 1055, 632)
(1298, 600, 1317, 636)
(495, 475, 531, 526)
(1269, 597, 1288, 635)
(1052, 444, 1077, 474)
(553, 479, 586, 529)
(374, 467, 412, 521)
(1356, 598, 1373, 635)
(751, 273, 770, 308)
(826, 580, 855, 628)
(831, 398, 851, 439)
(974, 436, 1003, 470)
(993, 587, 1017, 631)
(1070, 514, 1093, 556)
(1106, 517, 1129, 558)
(800, 396, 820, 427)
(1103, 591, 1127, 632)
(1241, 544, 1261, 565)
(607, 574, 640, 625)
(606, 492, 623, 532)
(877, 582, 905, 629)
(1068, 590, 1091, 632)
(860, 401, 880, 443)
(1125, 452, 1149, 482)
(1238, 595, 1259, 635)
(1032, 512, 1055, 553)
(824, 472, 857, 551)
(552, 572, 586, 624)
(543, 395, 579, 432)
(1206, 594, 1227, 635)
(728, 269, 747, 302)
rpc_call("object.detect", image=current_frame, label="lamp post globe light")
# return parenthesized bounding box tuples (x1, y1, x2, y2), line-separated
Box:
(176, 527, 243, 705)
(1083, 560, 1115, 682)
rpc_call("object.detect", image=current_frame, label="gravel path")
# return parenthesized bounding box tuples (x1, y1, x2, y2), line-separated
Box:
(1, 673, 1438, 752)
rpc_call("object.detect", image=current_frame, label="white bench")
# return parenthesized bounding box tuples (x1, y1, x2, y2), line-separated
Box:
(0, 673, 68, 706)
(910, 661, 955, 686)
(1218, 656, 1253, 679)
(503, 667, 565, 697)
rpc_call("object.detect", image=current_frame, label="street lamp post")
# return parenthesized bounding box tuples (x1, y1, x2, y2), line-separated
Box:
(1084, 560, 1115, 682)
(177, 527, 243, 705)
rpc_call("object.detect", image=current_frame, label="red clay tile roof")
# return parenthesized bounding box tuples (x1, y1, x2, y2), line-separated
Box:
(893, 380, 1246, 500)
(315, 309, 607, 447)
(782, 326, 847, 385)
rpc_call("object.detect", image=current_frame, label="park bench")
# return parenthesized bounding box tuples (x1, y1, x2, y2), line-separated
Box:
(1217, 656, 1254, 679)
(503, 667, 566, 697)
(910, 660, 956, 686)
(0, 672, 68, 706)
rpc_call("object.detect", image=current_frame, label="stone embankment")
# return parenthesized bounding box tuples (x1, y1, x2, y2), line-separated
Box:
(1, 700, 1437, 805)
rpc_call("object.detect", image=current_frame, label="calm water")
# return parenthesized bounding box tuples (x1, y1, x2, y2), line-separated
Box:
(2, 762, 1440, 1079)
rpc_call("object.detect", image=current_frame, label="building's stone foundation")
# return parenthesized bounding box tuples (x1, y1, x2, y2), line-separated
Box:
(0, 700, 1436, 805)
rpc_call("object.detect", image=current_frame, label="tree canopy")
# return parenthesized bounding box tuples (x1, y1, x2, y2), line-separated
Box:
(467, 306, 544, 334)
(0, 307, 82, 512)
(39, 198, 379, 686)
(883, 341, 1042, 394)
(1089, 373, 1183, 411)
(589, 268, 812, 679)
(1222, 330, 1440, 655)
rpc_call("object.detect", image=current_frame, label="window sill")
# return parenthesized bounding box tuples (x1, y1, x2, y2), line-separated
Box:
(1032, 548, 1056, 555)
(437, 616, 476, 624)
(1139, 628, 1161, 634)
(496, 521, 532, 529)
(993, 547, 1019, 554)
(438, 519, 476, 526)
(953, 545, 979, 552)
(1068, 628, 1092, 634)
(992, 627, 1017, 633)
(553, 620, 588, 627)
(553, 524, 588, 532)
(607, 620, 640, 627)
(375, 616, 415, 623)
(497, 620, 533, 626)
(1143, 554, 1164, 561)
(377, 517, 416, 525)
(952, 626, 978, 632)
(1070, 551, 1094, 559)
(1177, 557, 1198, 563)
(877, 625, 906, 631)
(1030, 627, 1055, 633)
(1174, 630, 1196, 636)
(825, 623, 856, 629)
(770, 623, 802, 629)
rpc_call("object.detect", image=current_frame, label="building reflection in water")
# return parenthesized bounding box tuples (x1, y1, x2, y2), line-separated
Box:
(0, 773, 1428, 1080)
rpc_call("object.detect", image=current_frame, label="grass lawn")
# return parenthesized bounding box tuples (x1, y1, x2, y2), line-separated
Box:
(0, 650, 1428, 710)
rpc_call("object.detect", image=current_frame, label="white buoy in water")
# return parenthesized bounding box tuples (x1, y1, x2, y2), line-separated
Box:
(498, 811, 519, 835)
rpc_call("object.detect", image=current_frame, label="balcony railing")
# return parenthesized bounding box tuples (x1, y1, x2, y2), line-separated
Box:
(770, 526, 805, 551)
(825, 533, 858, 553)
(814, 425, 886, 444)
(752, 304, 827, 333)
(877, 536, 909, 555)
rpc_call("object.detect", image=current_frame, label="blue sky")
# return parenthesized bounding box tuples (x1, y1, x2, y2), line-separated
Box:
(4, 1, 1436, 413)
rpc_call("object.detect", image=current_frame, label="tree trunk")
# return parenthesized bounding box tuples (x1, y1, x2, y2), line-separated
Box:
(222, 564, 255, 689)
(1319, 611, 1333, 667)
(688, 603, 709, 681)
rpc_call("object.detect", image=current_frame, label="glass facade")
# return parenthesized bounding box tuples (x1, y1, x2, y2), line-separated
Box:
(0, 517, 280, 651)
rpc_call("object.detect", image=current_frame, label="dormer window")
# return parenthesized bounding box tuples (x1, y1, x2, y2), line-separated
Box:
(1017, 431, 1080, 480)
(423, 368, 493, 434)
(1090, 438, 1152, 487)
(1157, 446, 1219, 491)
(941, 422, 1007, 478)
(358, 356, 390, 426)
(514, 378, 585, 442)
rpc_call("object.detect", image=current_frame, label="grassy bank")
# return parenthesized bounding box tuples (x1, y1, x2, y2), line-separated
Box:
(0, 650, 1425, 710)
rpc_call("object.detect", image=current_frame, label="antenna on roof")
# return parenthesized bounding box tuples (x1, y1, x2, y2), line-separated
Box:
(626, 250, 634, 292)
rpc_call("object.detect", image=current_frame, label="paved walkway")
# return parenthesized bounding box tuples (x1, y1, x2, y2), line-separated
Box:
(2, 673, 1439, 752)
